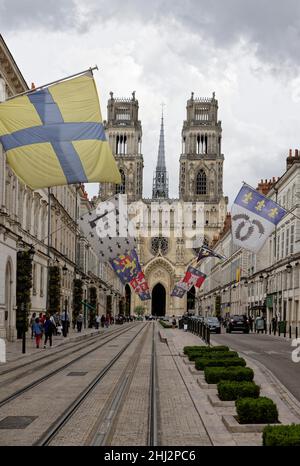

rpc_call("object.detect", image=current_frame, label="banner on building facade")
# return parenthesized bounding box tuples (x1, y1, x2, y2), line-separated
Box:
(78, 194, 136, 262)
(231, 184, 286, 253)
(196, 244, 226, 262)
(171, 267, 206, 298)
(109, 249, 141, 285)
(182, 266, 206, 289)
(171, 284, 186, 298)
(0, 71, 121, 189)
(130, 271, 150, 295)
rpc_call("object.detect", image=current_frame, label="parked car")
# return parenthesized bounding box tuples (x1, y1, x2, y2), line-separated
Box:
(204, 316, 221, 334)
(226, 315, 250, 333)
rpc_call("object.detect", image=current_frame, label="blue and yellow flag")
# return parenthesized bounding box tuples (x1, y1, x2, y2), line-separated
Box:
(0, 72, 121, 189)
(109, 249, 141, 285)
(231, 184, 286, 253)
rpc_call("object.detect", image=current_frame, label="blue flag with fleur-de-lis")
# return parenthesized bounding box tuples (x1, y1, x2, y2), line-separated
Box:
(231, 184, 286, 253)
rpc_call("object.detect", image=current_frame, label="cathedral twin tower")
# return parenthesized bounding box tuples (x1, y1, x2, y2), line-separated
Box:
(100, 90, 227, 245)
(99, 91, 227, 315)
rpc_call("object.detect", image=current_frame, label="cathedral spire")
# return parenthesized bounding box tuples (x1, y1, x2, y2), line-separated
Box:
(152, 108, 169, 199)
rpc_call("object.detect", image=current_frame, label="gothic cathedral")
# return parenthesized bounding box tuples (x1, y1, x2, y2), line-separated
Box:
(100, 92, 227, 316)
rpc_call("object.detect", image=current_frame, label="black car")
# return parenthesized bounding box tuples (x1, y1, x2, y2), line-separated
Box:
(227, 315, 249, 333)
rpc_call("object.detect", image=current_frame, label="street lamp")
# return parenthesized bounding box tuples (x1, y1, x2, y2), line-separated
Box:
(62, 262, 68, 275)
(286, 264, 292, 274)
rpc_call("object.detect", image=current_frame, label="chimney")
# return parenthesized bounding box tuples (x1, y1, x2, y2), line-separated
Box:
(286, 148, 294, 170)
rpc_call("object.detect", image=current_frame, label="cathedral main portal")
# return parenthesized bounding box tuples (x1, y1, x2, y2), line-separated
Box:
(151, 283, 166, 317)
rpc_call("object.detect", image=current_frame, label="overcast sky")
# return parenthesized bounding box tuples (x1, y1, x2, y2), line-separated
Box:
(1, 0, 300, 206)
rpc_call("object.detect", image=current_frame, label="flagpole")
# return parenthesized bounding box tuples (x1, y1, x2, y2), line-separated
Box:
(5, 66, 99, 101)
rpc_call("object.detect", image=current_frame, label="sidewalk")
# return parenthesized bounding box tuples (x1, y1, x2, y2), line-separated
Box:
(159, 325, 300, 446)
(3, 326, 106, 364)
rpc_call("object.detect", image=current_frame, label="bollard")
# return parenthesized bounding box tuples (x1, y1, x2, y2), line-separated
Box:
(207, 327, 210, 346)
(289, 325, 292, 339)
(279, 326, 281, 337)
(284, 325, 286, 338)
(296, 327, 298, 339)
(269, 323, 271, 335)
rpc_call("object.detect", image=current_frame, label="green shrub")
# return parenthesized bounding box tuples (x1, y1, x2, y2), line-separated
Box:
(195, 357, 246, 371)
(262, 424, 300, 446)
(217, 381, 260, 400)
(159, 320, 172, 329)
(204, 366, 254, 384)
(188, 350, 238, 361)
(236, 397, 279, 424)
(183, 345, 229, 355)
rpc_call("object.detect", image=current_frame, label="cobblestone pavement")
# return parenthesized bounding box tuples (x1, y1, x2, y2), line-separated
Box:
(2, 326, 107, 364)
(1, 322, 298, 446)
(49, 323, 151, 446)
(156, 329, 212, 446)
(0, 324, 144, 445)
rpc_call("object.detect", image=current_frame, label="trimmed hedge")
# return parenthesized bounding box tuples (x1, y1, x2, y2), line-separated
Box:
(159, 320, 172, 329)
(217, 381, 260, 401)
(236, 397, 279, 424)
(263, 424, 300, 446)
(195, 357, 246, 371)
(188, 351, 238, 361)
(183, 345, 229, 355)
(204, 366, 254, 384)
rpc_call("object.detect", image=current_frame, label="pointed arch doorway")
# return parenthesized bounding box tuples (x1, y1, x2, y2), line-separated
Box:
(151, 283, 166, 317)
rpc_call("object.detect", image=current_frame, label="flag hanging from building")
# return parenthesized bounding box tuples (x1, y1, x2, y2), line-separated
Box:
(138, 290, 151, 301)
(0, 72, 121, 189)
(231, 184, 286, 253)
(109, 249, 141, 285)
(197, 245, 226, 262)
(130, 271, 150, 296)
(78, 194, 136, 262)
(171, 267, 206, 298)
(182, 266, 206, 289)
(171, 284, 186, 298)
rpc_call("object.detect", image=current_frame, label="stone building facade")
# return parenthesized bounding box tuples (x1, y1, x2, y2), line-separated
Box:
(100, 92, 228, 316)
(0, 35, 123, 341)
(199, 152, 300, 330)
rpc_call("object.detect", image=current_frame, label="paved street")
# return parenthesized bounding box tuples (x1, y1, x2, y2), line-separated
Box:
(212, 331, 300, 402)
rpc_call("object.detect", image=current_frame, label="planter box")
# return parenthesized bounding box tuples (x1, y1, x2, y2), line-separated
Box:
(222, 415, 279, 433)
(207, 393, 235, 408)
(183, 358, 194, 366)
(197, 376, 217, 390)
(189, 365, 200, 374)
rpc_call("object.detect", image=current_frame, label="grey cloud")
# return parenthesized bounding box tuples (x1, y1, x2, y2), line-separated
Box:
(1, 0, 300, 70)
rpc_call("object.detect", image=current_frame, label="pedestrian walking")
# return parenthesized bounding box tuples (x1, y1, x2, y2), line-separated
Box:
(30, 312, 36, 339)
(43, 315, 54, 348)
(272, 316, 277, 333)
(95, 315, 100, 329)
(50, 313, 57, 336)
(76, 312, 83, 332)
(172, 315, 176, 329)
(60, 311, 70, 337)
(248, 315, 254, 332)
(33, 317, 43, 349)
(101, 314, 105, 328)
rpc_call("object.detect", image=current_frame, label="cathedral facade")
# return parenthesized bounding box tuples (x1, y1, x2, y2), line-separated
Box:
(100, 92, 228, 317)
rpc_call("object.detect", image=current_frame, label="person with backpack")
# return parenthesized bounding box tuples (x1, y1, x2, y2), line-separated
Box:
(33, 317, 43, 349)
(43, 315, 54, 348)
